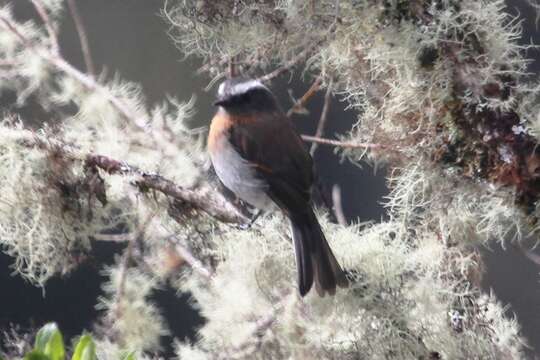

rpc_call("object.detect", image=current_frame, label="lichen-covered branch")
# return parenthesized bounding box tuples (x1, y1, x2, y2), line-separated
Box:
(85, 154, 248, 224)
(0, 0, 538, 358)
(0, 12, 147, 129)
(164, 0, 540, 358)
(11, 128, 248, 225)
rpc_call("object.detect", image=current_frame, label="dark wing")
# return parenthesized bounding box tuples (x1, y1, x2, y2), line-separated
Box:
(227, 112, 314, 214)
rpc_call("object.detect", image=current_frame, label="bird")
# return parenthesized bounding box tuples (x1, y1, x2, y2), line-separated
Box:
(207, 77, 348, 297)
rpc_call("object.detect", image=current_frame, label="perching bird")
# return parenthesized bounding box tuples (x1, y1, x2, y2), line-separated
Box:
(207, 77, 348, 296)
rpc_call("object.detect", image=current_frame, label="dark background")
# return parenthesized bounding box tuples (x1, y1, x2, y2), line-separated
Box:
(0, 0, 539, 357)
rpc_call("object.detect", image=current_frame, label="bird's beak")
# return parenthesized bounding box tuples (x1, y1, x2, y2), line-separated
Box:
(213, 96, 229, 106)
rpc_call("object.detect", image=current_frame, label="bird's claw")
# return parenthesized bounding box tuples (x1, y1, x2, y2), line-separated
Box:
(237, 222, 252, 230)
(236, 210, 262, 230)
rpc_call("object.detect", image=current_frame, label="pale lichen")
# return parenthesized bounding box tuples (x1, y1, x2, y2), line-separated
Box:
(96, 264, 169, 354)
(0, 0, 536, 358)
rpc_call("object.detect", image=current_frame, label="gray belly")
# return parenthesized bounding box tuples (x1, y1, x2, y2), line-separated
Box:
(210, 136, 273, 210)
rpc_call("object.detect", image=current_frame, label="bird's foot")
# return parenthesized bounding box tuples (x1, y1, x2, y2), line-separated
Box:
(236, 210, 262, 230)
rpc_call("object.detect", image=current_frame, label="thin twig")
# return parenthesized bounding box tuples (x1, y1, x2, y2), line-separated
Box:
(89, 231, 214, 280)
(0, 16, 29, 45)
(0, 60, 18, 66)
(256, 30, 335, 83)
(173, 241, 214, 279)
(67, 0, 96, 76)
(331, 184, 347, 226)
(257, 45, 317, 83)
(352, 47, 388, 108)
(53, 56, 147, 126)
(228, 55, 237, 79)
(286, 76, 322, 117)
(115, 213, 155, 319)
(196, 56, 230, 75)
(30, 0, 59, 54)
(93, 233, 135, 242)
(256, 2, 339, 84)
(227, 293, 292, 358)
(517, 242, 540, 267)
(0, 14, 147, 129)
(310, 80, 333, 157)
(301, 134, 385, 150)
(116, 235, 135, 304)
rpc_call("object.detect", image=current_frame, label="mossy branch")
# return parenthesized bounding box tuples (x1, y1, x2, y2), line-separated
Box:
(10, 128, 248, 225)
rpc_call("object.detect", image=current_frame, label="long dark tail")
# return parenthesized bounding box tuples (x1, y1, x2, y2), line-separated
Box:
(290, 209, 348, 297)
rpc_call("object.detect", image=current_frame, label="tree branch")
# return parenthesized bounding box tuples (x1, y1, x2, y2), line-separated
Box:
(228, 55, 238, 79)
(0, 16, 29, 45)
(10, 127, 239, 281)
(226, 293, 292, 358)
(30, 0, 59, 54)
(0, 13, 147, 129)
(172, 241, 214, 280)
(92, 230, 215, 280)
(286, 76, 322, 117)
(331, 184, 347, 226)
(301, 134, 385, 150)
(67, 0, 96, 76)
(0, 11, 256, 226)
(256, 24, 336, 84)
(85, 155, 248, 224)
(310, 80, 333, 157)
(256, 45, 316, 83)
(11, 128, 249, 224)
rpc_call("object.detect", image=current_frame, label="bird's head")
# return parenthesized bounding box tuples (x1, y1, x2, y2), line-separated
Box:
(214, 78, 279, 114)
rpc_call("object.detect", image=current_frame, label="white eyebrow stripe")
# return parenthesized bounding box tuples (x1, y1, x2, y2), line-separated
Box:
(218, 82, 226, 96)
(218, 79, 268, 97)
(231, 80, 266, 95)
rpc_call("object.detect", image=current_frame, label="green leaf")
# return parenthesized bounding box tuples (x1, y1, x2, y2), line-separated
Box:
(34, 323, 65, 360)
(71, 335, 96, 360)
(23, 350, 50, 360)
(120, 352, 135, 360)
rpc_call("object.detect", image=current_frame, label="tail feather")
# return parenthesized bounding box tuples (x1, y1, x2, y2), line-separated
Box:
(291, 223, 313, 296)
(290, 209, 348, 297)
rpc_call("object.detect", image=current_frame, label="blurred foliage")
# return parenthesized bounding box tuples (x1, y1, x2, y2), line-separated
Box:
(17, 322, 136, 360)
(21, 323, 99, 360)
